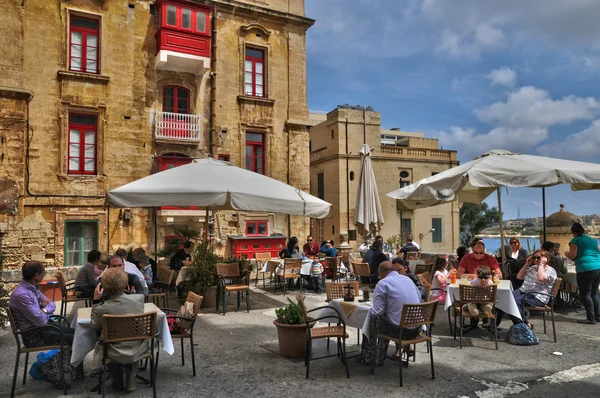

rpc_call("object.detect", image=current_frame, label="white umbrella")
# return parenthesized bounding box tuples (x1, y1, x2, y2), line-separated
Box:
(354, 144, 384, 238)
(386, 149, 600, 261)
(106, 158, 331, 218)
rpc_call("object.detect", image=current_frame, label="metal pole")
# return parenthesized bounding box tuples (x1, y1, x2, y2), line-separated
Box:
(497, 188, 506, 266)
(153, 207, 158, 262)
(107, 206, 110, 254)
(542, 187, 547, 243)
(204, 207, 209, 243)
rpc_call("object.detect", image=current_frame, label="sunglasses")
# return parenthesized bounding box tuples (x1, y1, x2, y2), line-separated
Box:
(473, 251, 484, 255)
(307, 239, 313, 242)
(480, 276, 490, 280)
(533, 256, 542, 260)
(510, 242, 518, 245)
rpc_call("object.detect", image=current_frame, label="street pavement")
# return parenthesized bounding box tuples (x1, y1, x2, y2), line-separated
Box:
(1, 285, 599, 398)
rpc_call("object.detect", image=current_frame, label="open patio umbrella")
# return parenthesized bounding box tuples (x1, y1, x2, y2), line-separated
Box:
(386, 149, 600, 261)
(353, 144, 384, 238)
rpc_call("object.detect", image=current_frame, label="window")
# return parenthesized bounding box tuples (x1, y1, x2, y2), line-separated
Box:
(349, 171, 354, 181)
(244, 47, 265, 97)
(69, 15, 99, 74)
(317, 172, 325, 200)
(431, 172, 439, 177)
(432, 218, 442, 243)
(68, 113, 97, 175)
(65, 221, 98, 266)
(161, 3, 208, 33)
(246, 221, 268, 236)
(401, 218, 412, 235)
(245, 133, 264, 174)
(163, 85, 190, 114)
(399, 180, 410, 188)
(218, 154, 230, 162)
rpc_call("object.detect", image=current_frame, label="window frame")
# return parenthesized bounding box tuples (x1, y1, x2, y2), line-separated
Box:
(218, 154, 230, 162)
(162, 85, 191, 114)
(159, 1, 210, 35)
(245, 132, 265, 175)
(64, 220, 98, 267)
(245, 220, 268, 237)
(67, 113, 98, 175)
(69, 14, 100, 74)
(432, 217, 443, 243)
(244, 46, 266, 98)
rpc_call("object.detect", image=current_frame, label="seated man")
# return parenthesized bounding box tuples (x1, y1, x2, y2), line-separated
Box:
(116, 248, 147, 289)
(363, 240, 387, 285)
(97, 255, 145, 297)
(9, 261, 75, 347)
(319, 240, 337, 257)
(91, 268, 150, 392)
(74, 249, 106, 298)
(357, 261, 422, 366)
(457, 241, 503, 279)
(541, 241, 568, 277)
(169, 241, 194, 272)
(391, 258, 427, 301)
(132, 247, 158, 282)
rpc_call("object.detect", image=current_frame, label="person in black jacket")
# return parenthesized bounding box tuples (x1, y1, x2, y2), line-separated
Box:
(363, 240, 387, 284)
(542, 241, 568, 277)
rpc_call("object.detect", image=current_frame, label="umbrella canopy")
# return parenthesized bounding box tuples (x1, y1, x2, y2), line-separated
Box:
(387, 149, 600, 210)
(106, 158, 332, 219)
(354, 145, 385, 237)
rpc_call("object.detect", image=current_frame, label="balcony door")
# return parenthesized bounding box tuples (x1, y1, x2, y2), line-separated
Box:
(162, 85, 190, 139)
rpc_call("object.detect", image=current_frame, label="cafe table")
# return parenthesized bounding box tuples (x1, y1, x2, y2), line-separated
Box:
(313, 298, 373, 338)
(261, 259, 348, 276)
(444, 279, 522, 321)
(70, 302, 175, 366)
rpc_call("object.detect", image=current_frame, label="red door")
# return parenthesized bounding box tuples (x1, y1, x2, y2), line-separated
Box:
(162, 85, 190, 138)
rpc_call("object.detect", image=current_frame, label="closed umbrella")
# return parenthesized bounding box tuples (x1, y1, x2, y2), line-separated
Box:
(354, 144, 385, 238)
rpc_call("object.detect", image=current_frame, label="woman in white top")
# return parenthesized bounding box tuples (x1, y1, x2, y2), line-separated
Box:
(431, 255, 449, 302)
(508, 237, 528, 261)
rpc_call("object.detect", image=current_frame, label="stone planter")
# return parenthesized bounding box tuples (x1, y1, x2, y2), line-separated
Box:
(273, 320, 308, 358)
(200, 285, 218, 308)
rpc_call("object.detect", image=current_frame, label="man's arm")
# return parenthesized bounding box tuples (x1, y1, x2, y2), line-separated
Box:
(370, 283, 386, 318)
(15, 291, 50, 327)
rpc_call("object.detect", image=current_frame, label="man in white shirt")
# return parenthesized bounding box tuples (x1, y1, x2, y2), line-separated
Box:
(406, 233, 420, 250)
(99, 249, 147, 290)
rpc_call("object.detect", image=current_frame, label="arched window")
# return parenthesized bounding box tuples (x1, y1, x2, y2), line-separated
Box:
(349, 171, 354, 181)
(163, 85, 190, 114)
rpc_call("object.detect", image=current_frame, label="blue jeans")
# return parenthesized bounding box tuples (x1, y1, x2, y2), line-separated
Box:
(510, 289, 545, 325)
(577, 269, 600, 322)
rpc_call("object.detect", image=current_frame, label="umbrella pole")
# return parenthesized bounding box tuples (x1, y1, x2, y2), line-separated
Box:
(153, 207, 158, 263)
(497, 188, 506, 265)
(204, 207, 209, 243)
(542, 187, 547, 243)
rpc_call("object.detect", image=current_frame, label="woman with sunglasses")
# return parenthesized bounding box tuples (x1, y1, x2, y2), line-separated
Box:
(457, 241, 503, 279)
(508, 237, 528, 261)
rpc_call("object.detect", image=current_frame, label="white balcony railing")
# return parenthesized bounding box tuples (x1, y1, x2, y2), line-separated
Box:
(155, 111, 201, 142)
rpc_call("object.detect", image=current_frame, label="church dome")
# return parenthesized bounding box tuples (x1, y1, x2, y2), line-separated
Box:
(546, 204, 581, 229)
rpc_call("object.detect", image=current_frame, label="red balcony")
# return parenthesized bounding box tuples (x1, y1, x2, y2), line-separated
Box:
(155, 0, 211, 75)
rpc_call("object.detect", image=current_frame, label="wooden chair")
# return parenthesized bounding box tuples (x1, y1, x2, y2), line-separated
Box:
(353, 262, 377, 288)
(405, 252, 420, 261)
(100, 313, 157, 398)
(371, 301, 439, 387)
(454, 284, 498, 350)
(254, 252, 272, 288)
(148, 268, 175, 309)
(8, 308, 70, 398)
(215, 263, 250, 314)
(325, 281, 360, 302)
(159, 292, 203, 376)
(522, 278, 562, 342)
(297, 294, 350, 380)
(276, 258, 302, 295)
(323, 256, 343, 282)
(56, 271, 89, 318)
(415, 263, 434, 277)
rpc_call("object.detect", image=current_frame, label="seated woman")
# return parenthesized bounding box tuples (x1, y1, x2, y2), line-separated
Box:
(278, 236, 300, 259)
(91, 268, 150, 392)
(74, 249, 106, 298)
(391, 258, 426, 301)
(499, 250, 557, 329)
(508, 237, 528, 261)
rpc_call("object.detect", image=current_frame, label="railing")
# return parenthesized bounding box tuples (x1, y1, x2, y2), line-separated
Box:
(155, 111, 201, 142)
(378, 146, 454, 160)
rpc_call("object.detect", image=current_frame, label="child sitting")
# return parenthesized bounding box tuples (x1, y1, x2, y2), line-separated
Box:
(431, 255, 449, 302)
(466, 266, 494, 324)
(137, 255, 153, 289)
(310, 260, 324, 293)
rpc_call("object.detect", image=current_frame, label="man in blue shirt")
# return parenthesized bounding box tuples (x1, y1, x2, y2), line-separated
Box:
(319, 240, 337, 257)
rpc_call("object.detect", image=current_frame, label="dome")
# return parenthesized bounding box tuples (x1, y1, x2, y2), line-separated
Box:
(546, 204, 581, 228)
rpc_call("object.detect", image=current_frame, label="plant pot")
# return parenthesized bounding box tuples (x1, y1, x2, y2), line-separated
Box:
(199, 285, 218, 308)
(273, 320, 308, 358)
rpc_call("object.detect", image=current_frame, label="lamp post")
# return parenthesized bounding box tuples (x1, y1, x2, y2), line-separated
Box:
(419, 228, 435, 249)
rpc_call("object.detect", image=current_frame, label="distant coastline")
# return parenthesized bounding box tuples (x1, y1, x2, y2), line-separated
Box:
(480, 234, 600, 239)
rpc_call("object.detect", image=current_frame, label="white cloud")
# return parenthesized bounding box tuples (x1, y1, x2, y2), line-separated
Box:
(486, 68, 517, 87)
(538, 120, 600, 160)
(437, 23, 505, 59)
(475, 86, 600, 127)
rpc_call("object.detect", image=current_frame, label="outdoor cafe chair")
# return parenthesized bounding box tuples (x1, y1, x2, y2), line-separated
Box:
(454, 284, 498, 350)
(148, 267, 175, 309)
(415, 263, 434, 278)
(405, 252, 420, 261)
(323, 256, 343, 283)
(100, 313, 157, 398)
(297, 294, 350, 380)
(353, 261, 378, 288)
(275, 258, 302, 295)
(158, 292, 203, 376)
(370, 301, 439, 387)
(7, 308, 71, 398)
(215, 263, 250, 314)
(254, 252, 273, 288)
(325, 280, 361, 344)
(56, 271, 89, 319)
(522, 278, 562, 342)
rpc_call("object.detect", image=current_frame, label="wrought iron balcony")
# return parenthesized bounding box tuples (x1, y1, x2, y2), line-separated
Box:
(154, 111, 201, 143)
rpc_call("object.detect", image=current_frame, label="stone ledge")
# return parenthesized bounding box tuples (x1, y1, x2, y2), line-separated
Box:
(237, 95, 275, 106)
(57, 70, 110, 84)
(1, 266, 81, 284)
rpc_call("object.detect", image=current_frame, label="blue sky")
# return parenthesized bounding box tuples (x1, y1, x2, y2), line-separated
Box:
(304, 0, 600, 220)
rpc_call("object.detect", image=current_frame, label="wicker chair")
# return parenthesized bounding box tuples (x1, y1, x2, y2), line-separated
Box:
(56, 271, 89, 318)
(454, 284, 498, 350)
(7, 308, 71, 398)
(522, 278, 562, 342)
(415, 263, 434, 277)
(100, 313, 157, 398)
(215, 263, 250, 314)
(353, 262, 378, 288)
(159, 292, 203, 376)
(148, 268, 174, 309)
(275, 258, 302, 295)
(325, 281, 360, 302)
(371, 301, 439, 387)
(254, 252, 273, 288)
(297, 294, 350, 380)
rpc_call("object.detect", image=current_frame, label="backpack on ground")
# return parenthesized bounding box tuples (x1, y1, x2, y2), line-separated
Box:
(505, 323, 539, 345)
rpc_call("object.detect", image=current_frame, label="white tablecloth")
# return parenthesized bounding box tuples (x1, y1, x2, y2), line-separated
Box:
(261, 259, 347, 276)
(444, 280, 521, 320)
(70, 302, 175, 366)
(175, 266, 188, 285)
(313, 298, 372, 337)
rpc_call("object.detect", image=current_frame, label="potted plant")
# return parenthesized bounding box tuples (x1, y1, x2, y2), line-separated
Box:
(273, 295, 308, 358)
(181, 241, 221, 308)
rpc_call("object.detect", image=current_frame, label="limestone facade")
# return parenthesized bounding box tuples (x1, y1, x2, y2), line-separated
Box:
(309, 107, 461, 254)
(0, 0, 314, 270)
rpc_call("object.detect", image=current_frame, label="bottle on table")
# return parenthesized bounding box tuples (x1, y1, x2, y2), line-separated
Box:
(450, 268, 457, 284)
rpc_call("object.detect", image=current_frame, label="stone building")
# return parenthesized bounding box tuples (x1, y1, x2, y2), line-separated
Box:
(309, 106, 460, 254)
(541, 204, 582, 250)
(0, 0, 314, 272)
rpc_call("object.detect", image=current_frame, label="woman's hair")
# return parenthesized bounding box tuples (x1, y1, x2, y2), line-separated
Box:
(571, 222, 585, 236)
(509, 237, 521, 249)
(101, 268, 128, 296)
(456, 246, 467, 260)
(533, 249, 550, 260)
(477, 266, 491, 279)
(87, 249, 102, 263)
(433, 256, 447, 273)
